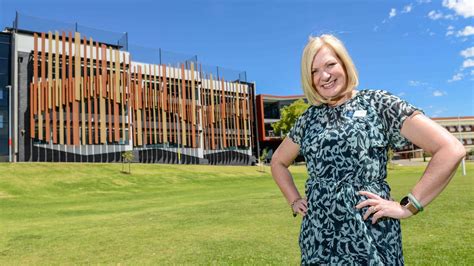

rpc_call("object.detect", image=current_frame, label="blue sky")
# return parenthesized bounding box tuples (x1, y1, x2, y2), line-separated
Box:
(1, 0, 473, 117)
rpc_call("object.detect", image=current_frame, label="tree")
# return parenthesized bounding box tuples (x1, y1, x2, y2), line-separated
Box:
(121, 151, 135, 174)
(258, 148, 269, 172)
(387, 148, 395, 169)
(271, 99, 309, 137)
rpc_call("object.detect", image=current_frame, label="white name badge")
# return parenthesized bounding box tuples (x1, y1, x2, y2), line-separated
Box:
(353, 110, 367, 118)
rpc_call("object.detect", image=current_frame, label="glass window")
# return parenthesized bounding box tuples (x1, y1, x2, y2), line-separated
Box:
(0, 34, 10, 44)
(0, 43, 10, 58)
(0, 88, 7, 107)
(0, 58, 8, 75)
(0, 73, 8, 85)
(263, 102, 280, 119)
(0, 137, 8, 155)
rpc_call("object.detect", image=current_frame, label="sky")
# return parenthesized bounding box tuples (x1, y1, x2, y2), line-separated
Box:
(1, 0, 473, 117)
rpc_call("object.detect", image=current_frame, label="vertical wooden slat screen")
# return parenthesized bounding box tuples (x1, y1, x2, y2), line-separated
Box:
(44, 32, 50, 143)
(242, 85, 248, 147)
(122, 53, 127, 143)
(85, 37, 92, 145)
(131, 66, 137, 145)
(47, 32, 53, 143)
(155, 65, 161, 143)
(80, 37, 86, 145)
(180, 64, 186, 147)
(152, 65, 157, 144)
(235, 82, 241, 146)
(38, 33, 45, 141)
(190, 63, 196, 148)
(127, 55, 132, 143)
(94, 42, 99, 144)
(220, 78, 226, 148)
(31, 33, 38, 138)
(143, 65, 148, 145)
(29, 30, 254, 158)
(113, 49, 120, 142)
(186, 67, 191, 147)
(54, 32, 60, 144)
(161, 64, 168, 143)
(60, 32, 66, 145)
(171, 66, 176, 144)
(136, 66, 143, 146)
(47, 32, 53, 109)
(107, 47, 113, 143)
(100, 44, 107, 144)
(67, 32, 72, 145)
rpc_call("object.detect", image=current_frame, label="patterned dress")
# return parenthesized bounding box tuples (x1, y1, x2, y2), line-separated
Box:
(288, 90, 422, 265)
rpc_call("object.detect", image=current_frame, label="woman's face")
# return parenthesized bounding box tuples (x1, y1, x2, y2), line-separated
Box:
(311, 46, 347, 101)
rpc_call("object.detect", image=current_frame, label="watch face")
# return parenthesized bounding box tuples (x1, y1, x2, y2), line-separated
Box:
(400, 196, 410, 206)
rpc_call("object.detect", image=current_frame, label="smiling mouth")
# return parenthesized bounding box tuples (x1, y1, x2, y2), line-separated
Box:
(322, 79, 337, 89)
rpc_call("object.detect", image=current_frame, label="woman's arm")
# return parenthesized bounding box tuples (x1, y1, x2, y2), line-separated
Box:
(399, 113, 466, 207)
(271, 137, 308, 216)
(357, 113, 466, 223)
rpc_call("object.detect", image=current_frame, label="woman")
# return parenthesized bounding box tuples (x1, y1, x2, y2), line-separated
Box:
(271, 34, 466, 265)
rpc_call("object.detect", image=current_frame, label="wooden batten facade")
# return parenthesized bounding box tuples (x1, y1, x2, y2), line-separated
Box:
(25, 30, 254, 164)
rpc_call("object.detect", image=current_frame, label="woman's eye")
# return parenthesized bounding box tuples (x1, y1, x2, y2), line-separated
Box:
(328, 62, 336, 67)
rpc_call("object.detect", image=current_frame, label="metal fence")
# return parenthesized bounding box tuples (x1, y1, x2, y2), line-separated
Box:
(12, 12, 128, 50)
(10, 12, 247, 83)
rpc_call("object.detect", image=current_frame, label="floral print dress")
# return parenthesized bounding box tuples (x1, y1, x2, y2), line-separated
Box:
(288, 90, 422, 265)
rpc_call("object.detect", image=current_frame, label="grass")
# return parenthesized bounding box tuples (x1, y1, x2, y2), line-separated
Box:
(0, 162, 473, 265)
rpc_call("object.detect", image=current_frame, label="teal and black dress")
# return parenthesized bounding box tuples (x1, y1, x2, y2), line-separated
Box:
(288, 90, 422, 265)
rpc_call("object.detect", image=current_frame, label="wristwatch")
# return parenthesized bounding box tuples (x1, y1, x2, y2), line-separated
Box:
(400, 196, 419, 215)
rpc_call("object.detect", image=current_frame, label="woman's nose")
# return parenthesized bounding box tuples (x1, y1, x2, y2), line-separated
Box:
(321, 71, 331, 81)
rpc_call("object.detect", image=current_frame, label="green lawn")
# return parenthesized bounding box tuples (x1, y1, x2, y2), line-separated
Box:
(0, 162, 472, 265)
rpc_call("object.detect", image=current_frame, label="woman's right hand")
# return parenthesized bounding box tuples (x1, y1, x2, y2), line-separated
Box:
(291, 198, 308, 216)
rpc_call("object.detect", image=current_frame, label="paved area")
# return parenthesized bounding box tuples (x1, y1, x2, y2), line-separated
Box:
(393, 159, 430, 166)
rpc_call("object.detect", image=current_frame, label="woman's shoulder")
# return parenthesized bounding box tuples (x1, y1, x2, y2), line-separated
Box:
(356, 89, 401, 105)
(357, 89, 393, 98)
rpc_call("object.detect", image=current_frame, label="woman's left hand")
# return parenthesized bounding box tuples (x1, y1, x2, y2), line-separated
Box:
(355, 191, 413, 224)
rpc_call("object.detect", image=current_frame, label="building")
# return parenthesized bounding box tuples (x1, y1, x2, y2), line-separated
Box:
(433, 116, 474, 151)
(0, 15, 258, 164)
(255, 94, 305, 160)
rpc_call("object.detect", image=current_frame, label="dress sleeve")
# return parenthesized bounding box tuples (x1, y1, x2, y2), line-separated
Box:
(287, 109, 308, 147)
(372, 90, 424, 149)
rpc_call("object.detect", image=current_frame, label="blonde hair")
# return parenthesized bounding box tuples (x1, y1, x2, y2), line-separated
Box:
(301, 34, 359, 105)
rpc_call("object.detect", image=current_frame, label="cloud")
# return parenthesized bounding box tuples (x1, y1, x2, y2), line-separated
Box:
(448, 73, 464, 82)
(446, 26, 455, 36)
(417, 0, 431, 3)
(398, 92, 406, 96)
(402, 5, 413, 13)
(462, 58, 474, 68)
(457, 25, 474, 36)
(460, 47, 474, 58)
(389, 8, 397, 18)
(432, 108, 447, 117)
(427, 10, 456, 20)
(433, 90, 446, 97)
(442, 0, 474, 18)
(408, 80, 428, 87)
(444, 14, 455, 20)
(428, 10, 444, 20)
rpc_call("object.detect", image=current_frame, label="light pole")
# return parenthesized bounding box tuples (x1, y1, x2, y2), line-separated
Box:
(6, 85, 12, 162)
(457, 116, 466, 176)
